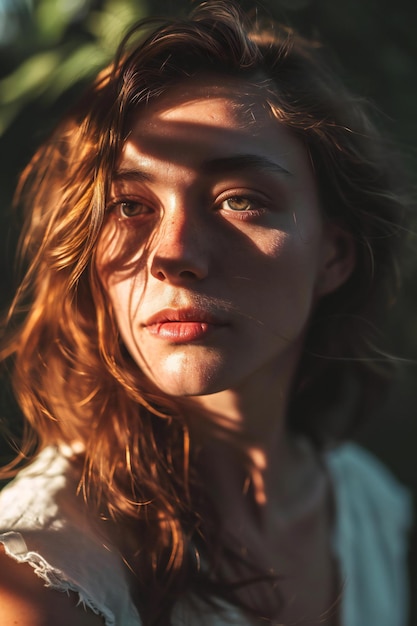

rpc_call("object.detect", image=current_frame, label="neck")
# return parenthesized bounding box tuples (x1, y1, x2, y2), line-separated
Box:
(183, 350, 294, 444)
(184, 409, 312, 522)
(178, 348, 323, 525)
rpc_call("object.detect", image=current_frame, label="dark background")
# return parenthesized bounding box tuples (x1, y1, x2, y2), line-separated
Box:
(0, 0, 416, 622)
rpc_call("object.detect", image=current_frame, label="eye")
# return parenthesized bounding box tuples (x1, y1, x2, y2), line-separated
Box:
(107, 199, 153, 218)
(119, 201, 152, 218)
(221, 196, 257, 212)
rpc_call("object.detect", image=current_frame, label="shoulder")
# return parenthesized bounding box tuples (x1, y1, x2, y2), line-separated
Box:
(0, 447, 141, 626)
(0, 545, 104, 626)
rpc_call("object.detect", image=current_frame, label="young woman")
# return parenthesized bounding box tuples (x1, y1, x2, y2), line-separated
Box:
(0, 2, 412, 625)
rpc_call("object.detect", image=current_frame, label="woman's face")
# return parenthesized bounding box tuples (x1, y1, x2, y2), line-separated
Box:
(96, 77, 351, 400)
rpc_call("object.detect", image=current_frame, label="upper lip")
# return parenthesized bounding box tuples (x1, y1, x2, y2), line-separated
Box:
(143, 307, 226, 327)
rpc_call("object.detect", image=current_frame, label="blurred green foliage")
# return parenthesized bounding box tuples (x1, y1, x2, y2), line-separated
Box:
(0, 0, 147, 133)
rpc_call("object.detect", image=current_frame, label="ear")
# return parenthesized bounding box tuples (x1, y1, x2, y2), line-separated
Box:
(315, 222, 356, 298)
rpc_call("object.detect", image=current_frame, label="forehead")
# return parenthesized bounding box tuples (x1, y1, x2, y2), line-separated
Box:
(118, 76, 311, 178)
(136, 74, 270, 124)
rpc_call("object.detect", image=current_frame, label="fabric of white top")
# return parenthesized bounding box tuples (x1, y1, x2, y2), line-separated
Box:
(0, 442, 412, 626)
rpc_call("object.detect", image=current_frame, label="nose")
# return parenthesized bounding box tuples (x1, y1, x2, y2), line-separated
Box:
(149, 208, 209, 283)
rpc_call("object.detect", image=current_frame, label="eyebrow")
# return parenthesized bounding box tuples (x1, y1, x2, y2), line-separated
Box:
(113, 168, 154, 183)
(201, 154, 292, 177)
(113, 153, 292, 182)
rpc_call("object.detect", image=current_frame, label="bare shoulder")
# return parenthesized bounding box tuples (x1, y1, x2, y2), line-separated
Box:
(0, 545, 105, 626)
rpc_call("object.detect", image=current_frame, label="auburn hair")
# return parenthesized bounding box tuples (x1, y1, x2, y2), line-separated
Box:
(0, 1, 410, 623)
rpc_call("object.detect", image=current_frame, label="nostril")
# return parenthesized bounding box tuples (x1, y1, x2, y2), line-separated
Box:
(155, 270, 166, 281)
(150, 248, 209, 283)
(154, 268, 200, 281)
(179, 269, 199, 280)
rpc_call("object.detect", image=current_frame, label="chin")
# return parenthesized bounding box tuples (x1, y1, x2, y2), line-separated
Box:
(151, 375, 226, 398)
(139, 351, 232, 397)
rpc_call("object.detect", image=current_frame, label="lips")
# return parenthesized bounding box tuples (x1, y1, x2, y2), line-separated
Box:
(143, 308, 227, 343)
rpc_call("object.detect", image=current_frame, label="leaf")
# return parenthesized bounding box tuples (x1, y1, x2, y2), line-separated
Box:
(44, 42, 110, 101)
(34, 0, 89, 45)
(87, 0, 146, 51)
(0, 50, 60, 105)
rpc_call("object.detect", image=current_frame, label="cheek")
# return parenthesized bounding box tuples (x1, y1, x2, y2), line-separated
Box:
(96, 223, 148, 324)
(95, 218, 151, 284)
(106, 277, 141, 332)
(103, 278, 146, 372)
(247, 225, 323, 285)
(96, 242, 144, 350)
(247, 230, 324, 332)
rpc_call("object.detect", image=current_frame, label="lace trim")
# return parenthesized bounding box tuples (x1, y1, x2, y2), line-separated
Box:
(0, 531, 115, 626)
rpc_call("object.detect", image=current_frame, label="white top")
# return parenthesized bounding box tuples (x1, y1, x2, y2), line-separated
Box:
(0, 443, 412, 626)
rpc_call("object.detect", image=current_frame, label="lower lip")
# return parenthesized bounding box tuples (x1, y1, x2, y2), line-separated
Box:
(146, 321, 222, 343)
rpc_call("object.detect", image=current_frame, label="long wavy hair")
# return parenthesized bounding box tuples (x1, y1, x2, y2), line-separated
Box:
(0, 1, 410, 623)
